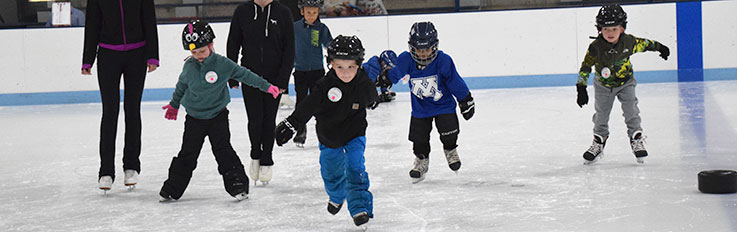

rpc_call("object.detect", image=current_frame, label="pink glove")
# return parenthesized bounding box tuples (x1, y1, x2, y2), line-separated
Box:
(162, 104, 179, 120)
(268, 85, 280, 99)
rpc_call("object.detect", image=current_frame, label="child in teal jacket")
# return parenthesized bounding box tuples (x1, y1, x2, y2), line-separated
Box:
(159, 20, 281, 201)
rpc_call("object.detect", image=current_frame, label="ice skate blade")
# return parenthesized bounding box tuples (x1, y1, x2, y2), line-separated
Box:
(359, 225, 368, 231)
(583, 154, 603, 165)
(411, 176, 425, 184)
(636, 157, 645, 164)
(101, 189, 110, 195)
(159, 196, 175, 203)
(295, 143, 304, 148)
(235, 193, 248, 201)
(126, 185, 136, 191)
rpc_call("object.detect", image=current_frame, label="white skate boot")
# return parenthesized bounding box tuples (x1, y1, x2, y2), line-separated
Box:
(630, 131, 648, 164)
(124, 170, 138, 190)
(259, 165, 272, 185)
(583, 134, 607, 165)
(99, 176, 113, 194)
(248, 159, 260, 184)
(279, 94, 295, 108)
(409, 157, 429, 184)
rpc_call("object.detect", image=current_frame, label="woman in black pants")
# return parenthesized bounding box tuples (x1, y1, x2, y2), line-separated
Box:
(81, 0, 159, 191)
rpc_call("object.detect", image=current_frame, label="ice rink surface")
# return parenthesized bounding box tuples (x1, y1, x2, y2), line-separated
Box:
(1, 80, 736, 232)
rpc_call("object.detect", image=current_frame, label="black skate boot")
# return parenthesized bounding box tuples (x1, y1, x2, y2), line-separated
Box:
(583, 134, 607, 165)
(352, 212, 370, 227)
(327, 201, 343, 215)
(444, 148, 461, 172)
(159, 189, 176, 202)
(409, 156, 429, 183)
(293, 127, 306, 148)
(378, 90, 395, 103)
(630, 131, 648, 164)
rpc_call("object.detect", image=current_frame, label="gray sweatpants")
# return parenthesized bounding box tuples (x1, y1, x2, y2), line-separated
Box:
(592, 78, 642, 139)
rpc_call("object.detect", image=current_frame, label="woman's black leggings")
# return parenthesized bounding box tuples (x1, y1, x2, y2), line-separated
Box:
(96, 47, 147, 180)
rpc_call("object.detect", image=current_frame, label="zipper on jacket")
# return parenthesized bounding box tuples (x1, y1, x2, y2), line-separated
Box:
(119, 0, 127, 44)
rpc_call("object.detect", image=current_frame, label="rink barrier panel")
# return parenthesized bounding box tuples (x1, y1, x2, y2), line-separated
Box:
(1, 68, 735, 106)
(2, 1, 736, 106)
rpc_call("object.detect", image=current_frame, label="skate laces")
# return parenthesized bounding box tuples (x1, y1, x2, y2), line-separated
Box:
(412, 158, 428, 173)
(631, 134, 647, 152)
(444, 149, 460, 164)
(587, 140, 604, 155)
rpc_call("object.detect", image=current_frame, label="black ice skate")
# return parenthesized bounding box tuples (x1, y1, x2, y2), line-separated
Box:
(583, 134, 607, 165)
(352, 212, 370, 228)
(444, 148, 461, 172)
(158, 190, 177, 202)
(327, 201, 343, 215)
(630, 131, 648, 164)
(294, 127, 306, 148)
(378, 90, 396, 103)
(409, 157, 429, 184)
(234, 192, 248, 201)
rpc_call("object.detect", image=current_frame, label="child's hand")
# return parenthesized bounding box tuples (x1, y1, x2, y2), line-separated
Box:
(275, 117, 298, 146)
(576, 84, 588, 108)
(162, 104, 179, 120)
(458, 92, 475, 120)
(268, 85, 281, 99)
(81, 68, 91, 75)
(658, 44, 670, 61)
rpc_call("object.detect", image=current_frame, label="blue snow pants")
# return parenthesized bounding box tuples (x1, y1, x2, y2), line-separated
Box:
(319, 136, 373, 217)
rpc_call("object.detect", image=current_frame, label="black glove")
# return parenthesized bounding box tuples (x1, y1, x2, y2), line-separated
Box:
(458, 92, 475, 120)
(367, 101, 379, 110)
(275, 117, 298, 146)
(376, 72, 393, 88)
(658, 44, 670, 60)
(576, 84, 588, 108)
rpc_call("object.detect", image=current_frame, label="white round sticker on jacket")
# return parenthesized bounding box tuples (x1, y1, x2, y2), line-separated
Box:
(205, 71, 218, 84)
(601, 67, 611, 79)
(327, 87, 342, 102)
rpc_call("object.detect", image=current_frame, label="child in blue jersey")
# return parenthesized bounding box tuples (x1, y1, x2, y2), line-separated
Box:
(378, 21, 475, 184)
(274, 35, 378, 228)
(363, 50, 398, 102)
(159, 20, 281, 202)
(292, 0, 333, 147)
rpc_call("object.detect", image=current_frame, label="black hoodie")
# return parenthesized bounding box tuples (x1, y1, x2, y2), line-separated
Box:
(227, 0, 295, 89)
(289, 69, 379, 148)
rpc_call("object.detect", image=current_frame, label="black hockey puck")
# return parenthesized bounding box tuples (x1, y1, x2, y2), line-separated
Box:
(698, 170, 737, 194)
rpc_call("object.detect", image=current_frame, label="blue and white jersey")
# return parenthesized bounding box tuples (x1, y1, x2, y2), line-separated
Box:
(387, 50, 470, 118)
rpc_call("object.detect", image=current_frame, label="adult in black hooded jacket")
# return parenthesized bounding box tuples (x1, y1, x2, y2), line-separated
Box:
(227, 0, 295, 184)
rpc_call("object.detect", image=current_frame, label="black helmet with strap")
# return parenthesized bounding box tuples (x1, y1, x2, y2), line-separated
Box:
(327, 35, 365, 64)
(298, 0, 324, 8)
(596, 4, 627, 31)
